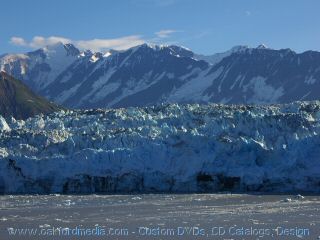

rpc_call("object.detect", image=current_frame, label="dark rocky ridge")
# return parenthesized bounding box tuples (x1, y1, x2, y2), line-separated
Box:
(0, 71, 60, 119)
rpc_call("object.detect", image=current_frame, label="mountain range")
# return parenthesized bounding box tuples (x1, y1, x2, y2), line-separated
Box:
(1, 43, 319, 109)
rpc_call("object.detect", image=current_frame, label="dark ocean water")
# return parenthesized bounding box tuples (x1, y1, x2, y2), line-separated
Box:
(0, 194, 319, 239)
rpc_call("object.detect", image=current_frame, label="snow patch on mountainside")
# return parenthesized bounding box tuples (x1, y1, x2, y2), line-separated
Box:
(55, 83, 82, 103)
(169, 67, 223, 102)
(92, 83, 120, 103)
(244, 77, 284, 103)
(37, 44, 78, 89)
(230, 75, 244, 90)
(0, 43, 78, 92)
(305, 76, 317, 85)
(84, 67, 117, 102)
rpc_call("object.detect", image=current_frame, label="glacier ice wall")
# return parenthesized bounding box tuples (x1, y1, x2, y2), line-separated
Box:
(0, 101, 320, 193)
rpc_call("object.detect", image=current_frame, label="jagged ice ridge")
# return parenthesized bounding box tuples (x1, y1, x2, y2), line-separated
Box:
(0, 101, 319, 193)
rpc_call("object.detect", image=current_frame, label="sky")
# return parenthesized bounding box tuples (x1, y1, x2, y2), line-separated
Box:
(1, 0, 319, 55)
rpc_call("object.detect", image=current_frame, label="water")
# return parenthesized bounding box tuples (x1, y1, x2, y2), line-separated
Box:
(0, 194, 319, 239)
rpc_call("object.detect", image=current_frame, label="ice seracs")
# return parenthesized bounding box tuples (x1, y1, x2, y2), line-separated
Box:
(295, 194, 305, 200)
(0, 101, 319, 193)
(0, 116, 10, 132)
(283, 198, 292, 203)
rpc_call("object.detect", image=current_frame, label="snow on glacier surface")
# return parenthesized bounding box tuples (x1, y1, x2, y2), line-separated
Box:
(0, 101, 320, 193)
(0, 116, 10, 132)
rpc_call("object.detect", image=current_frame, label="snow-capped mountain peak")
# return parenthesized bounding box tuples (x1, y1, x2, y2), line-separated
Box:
(63, 43, 81, 56)
(0, 43, 81, 91)
(167, 45, 194, 58)
(40, 42, 80, 58)
(194, 46, 249, 65)
(42, 41, 66, 52)
(79, 49, 93, 57)
(90, 52, 103, 62)
(103, 51, 113, 58)
(256, 43, 269, 49)
(229, 45, 250, 52)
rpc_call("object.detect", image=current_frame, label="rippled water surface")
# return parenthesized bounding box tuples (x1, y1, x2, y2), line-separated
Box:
(1, 194, 320, 239)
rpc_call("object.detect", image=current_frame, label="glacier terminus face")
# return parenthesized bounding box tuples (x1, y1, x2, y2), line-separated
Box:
(0, 101, 319, 194)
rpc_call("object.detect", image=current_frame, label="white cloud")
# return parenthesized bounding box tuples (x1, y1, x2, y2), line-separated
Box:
(76, 35, 145, 51)
(155, 29, 177, 38)
(9, 30, 179, 52)
(10, 37, 27, 46)
(10, 35, 146, 52)
(10, 36, 71, 49)
(29, 36, 71, 48)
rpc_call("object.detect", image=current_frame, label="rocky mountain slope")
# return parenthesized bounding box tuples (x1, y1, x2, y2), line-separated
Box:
(1, 43, 319, 109)
(0, 71, 60, 119)
(0, 101, 319, 193)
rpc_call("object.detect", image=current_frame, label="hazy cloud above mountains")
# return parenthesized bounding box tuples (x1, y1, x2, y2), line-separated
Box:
(10, 35, 145, 52)
(155, 30, 178, 38)
(10, 29, 179, 52)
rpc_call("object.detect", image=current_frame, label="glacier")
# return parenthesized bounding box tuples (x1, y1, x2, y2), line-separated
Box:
(0, 101, 320, 194)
